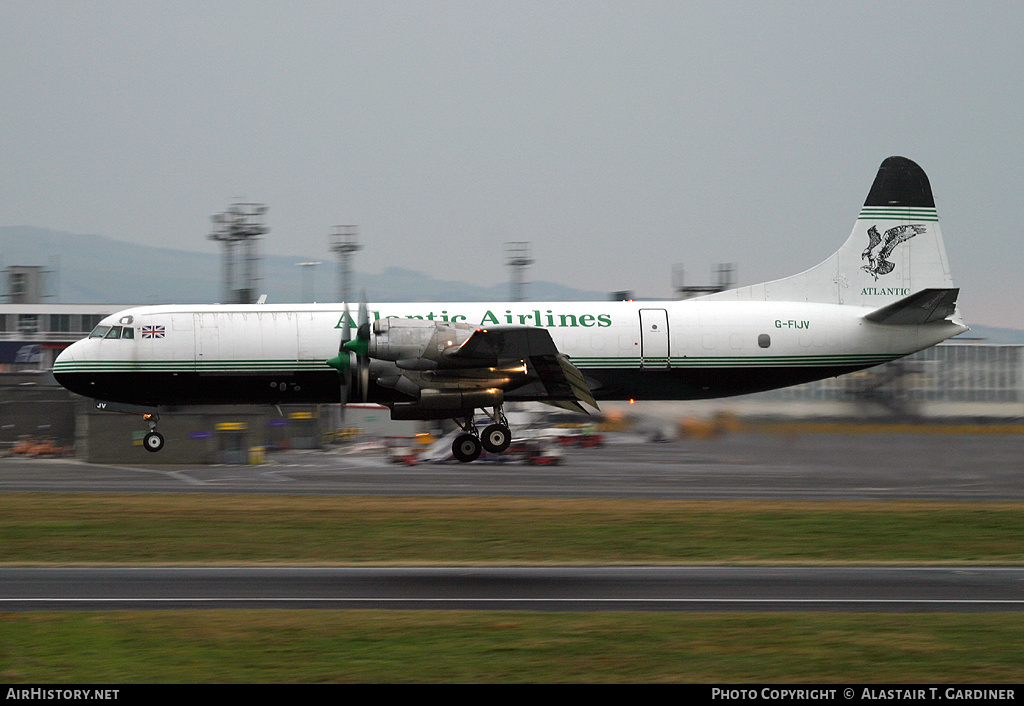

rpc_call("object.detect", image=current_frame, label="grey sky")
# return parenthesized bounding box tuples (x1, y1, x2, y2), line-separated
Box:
(2, 2, 1022, 327)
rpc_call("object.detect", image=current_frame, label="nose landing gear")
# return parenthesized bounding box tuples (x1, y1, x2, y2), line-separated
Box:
(142, 412, 164, 453)
(93, 401, 166, 454)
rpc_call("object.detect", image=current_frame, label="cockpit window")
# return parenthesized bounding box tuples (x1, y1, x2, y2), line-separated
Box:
(88, 325, 135, 340)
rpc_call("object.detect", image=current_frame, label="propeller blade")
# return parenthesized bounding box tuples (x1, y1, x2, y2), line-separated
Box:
(357, 292, 370, 402)
(358, 362, 369, 403)
(326, 302, 354, 407)
(358, 291, 368, 331)
(342, 300, 352, 343)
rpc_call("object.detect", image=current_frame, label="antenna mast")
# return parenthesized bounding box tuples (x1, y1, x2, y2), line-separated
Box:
(208, 202, 267, 304)
(330, 225, 361, 303)
(505, 241, 534, 302)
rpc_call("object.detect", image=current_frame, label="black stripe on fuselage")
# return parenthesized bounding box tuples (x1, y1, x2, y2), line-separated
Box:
(55, 363, 873, 408)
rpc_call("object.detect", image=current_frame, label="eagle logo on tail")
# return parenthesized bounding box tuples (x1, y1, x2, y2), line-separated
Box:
(861, 224, 927, 280)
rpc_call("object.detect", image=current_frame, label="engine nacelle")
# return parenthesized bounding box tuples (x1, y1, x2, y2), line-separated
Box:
(390, 388, 505, 420)
(368, 319, 476, 363)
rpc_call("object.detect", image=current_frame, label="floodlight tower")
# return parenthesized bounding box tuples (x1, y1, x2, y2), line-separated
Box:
(505, 241, 533, 302)
(330, 225, 361, 303)
(673, 262, 737, 299)
(208, 202, 268, 304)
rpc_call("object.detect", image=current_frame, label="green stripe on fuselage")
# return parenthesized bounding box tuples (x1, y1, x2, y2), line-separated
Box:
(55, 352, 898, 374)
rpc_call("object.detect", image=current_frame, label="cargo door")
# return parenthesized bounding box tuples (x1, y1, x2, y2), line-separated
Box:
(194, 313, 220, 370)
(639, 308, 670, 368)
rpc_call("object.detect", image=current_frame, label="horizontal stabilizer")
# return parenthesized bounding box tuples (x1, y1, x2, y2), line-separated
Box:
(864, 288, 959, 325)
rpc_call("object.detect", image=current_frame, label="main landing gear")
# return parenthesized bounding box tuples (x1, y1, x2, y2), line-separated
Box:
(451, 407, 513, 463)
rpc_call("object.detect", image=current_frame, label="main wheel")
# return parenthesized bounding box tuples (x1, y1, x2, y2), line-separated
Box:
(480, 424, 512, 453)
(143, 431, 165, 453)
(451, 433, 482, 463)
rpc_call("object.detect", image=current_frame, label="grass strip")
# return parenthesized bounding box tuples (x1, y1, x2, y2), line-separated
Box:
(4, 495, 1023, 683)
(2, 610, 1023, 683)
(2, 494, 1023, 565)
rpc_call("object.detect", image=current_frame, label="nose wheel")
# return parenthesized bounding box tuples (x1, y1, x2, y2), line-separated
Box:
(143, 431, 165, 453)
(142, 412, 164, 453)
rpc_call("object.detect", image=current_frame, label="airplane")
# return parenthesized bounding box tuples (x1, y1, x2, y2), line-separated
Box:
(53, 156, 966, 462)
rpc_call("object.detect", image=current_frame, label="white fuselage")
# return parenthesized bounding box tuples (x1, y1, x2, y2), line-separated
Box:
(53, 298, 965, 408)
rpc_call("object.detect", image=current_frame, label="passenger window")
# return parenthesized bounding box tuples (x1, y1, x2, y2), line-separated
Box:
(104, 326, 123, 339)
(89, 326, 111, 339)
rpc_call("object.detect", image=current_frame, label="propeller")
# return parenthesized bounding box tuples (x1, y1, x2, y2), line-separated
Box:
(343, 293, 371, 402)
(326, 301, 353, 411)
(326, 294, 372, 408)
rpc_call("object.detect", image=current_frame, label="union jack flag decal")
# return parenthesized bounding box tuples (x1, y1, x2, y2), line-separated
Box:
(141, 325, 166, 339)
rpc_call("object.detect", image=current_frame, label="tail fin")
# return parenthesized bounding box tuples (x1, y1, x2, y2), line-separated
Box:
(700, 156, 956, 309)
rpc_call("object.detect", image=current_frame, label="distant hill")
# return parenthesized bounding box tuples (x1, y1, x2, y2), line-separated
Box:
(0, 226, 219, 304)
(0, 226, 607, 304)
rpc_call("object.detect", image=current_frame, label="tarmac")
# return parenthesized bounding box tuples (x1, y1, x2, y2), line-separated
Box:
(1, 428, 1022, 500)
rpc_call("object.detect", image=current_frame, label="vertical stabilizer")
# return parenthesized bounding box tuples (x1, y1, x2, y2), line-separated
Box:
(699, 157, 956, 308)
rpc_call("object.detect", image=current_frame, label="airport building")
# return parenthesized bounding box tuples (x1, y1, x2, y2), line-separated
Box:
(745, 341, 1024, 419)
(0, 266, 116, 372)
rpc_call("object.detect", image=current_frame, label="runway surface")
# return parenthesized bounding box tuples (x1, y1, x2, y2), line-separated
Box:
(2, 431, 1023, 500)
(5, 431, 1022, 613)
(3, 567, 1023, 612)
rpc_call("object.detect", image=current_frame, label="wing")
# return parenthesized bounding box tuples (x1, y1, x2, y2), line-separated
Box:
(444, 325, 598, 410)
(365, 320, 597, 419)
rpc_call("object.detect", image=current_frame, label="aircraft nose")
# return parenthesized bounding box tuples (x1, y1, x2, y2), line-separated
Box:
(53, 340, 88, 396)
(55, 340, 79, 365)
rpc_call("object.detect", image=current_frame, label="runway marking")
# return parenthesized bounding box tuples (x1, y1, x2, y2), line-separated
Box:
(5, 598, 1024, 605)
(68, 462, 211, 486)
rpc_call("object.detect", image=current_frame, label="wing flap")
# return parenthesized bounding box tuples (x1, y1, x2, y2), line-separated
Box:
(540, 399, 591, 414)
(557, 353, 599, 409)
